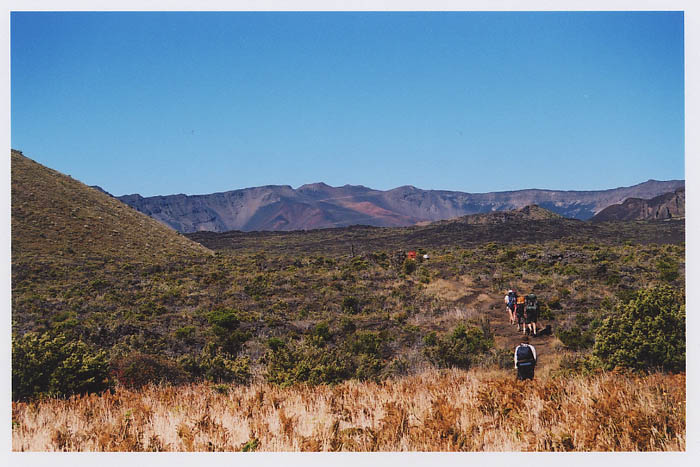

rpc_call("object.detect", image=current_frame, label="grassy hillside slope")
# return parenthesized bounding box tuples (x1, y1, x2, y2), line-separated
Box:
(11, 149, 212, 263)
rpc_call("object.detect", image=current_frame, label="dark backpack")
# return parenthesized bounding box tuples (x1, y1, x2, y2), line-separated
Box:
(525, 294, 537, 312)
(516, 344, 535, 366)
(507, 292, 517, 306)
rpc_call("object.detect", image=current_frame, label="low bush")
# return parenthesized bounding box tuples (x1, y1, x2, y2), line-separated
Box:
(207, 308, 240, 330)
(402, 258, 417, 275)
(423, 324, 493, 370)
(13, 331, 111, 400)
(264, 339, 355, 386)
(593, 285, 685, 372)
(199, 347, 251, 384)
(342, 296, 361, 314)
(111, 352, 187, 389)
(656, 256, 680, 283)
(556, 327, 595, 351)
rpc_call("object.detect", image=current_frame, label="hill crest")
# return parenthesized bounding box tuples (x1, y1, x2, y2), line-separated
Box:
(11, 150, 212, 264)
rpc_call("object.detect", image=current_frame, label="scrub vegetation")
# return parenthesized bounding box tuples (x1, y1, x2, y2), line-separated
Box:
(11, 150, 686, 450)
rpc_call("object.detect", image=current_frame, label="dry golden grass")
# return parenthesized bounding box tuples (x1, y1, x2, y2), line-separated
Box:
(12, 368, 684, 452)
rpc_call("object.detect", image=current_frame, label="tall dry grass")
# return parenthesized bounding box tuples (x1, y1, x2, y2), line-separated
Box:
(12, 368, 684, 452)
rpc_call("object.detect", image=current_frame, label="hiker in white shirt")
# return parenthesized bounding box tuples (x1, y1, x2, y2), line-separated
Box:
(514, 336, 537, 380)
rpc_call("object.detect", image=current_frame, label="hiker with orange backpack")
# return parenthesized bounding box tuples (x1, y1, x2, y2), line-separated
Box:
(514, 336, 537, 380)
(515, 295, 526, 332)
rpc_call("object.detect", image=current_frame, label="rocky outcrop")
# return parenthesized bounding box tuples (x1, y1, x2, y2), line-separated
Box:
(117, 179, 685, 233)
(436, 204, 564, 225)
(591, 188, 685, 222)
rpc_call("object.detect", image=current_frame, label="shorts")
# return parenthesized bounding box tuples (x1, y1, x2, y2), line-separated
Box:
(525, 310, 538, 324)
(517, 364, 535, 380)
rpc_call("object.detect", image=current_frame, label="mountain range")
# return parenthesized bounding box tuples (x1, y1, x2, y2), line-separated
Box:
(115, 179, 685, 233)
(591, 188, 685, 222)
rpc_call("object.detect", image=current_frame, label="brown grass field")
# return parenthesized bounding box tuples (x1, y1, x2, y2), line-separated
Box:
(12, 367, 684, 452)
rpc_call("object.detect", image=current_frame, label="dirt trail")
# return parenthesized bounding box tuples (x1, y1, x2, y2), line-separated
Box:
(481, 292, 559, 368)
(431, 278, 560, 369)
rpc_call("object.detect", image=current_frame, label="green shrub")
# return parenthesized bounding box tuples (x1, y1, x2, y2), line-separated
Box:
(244, 274, 269, 299)
(538, 305, 554, 321)
(353, 354, 384, 381)
(264, 339, 355, 387)
(200, 349, 251, 384)
(311, 321, 331, 343)
(556, 326, 595, 351)
(418, 267, 431, 284)
(656, 256, 680, 283)
(348, 331, 385, 357)
(207, 308, 249, 355)
(339, 316, 357, 334)
(207, 308, 240, 330)
(402, 258, 417, 275)
(592, 285, 685, 372)
(423, 324, 493, 369)
(12, 331, 111, 400)
(342, 296, 361, 314)
(547, 297, 562, 310)
(498, 249, 517, 263)
(175, 325, 196, 340)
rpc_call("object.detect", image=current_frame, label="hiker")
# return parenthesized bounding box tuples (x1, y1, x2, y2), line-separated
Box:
(504, 290, 517, 325)
(514, 336, 537, 380)
(515, 295, 526, 332)
(525, 293, 539, 336)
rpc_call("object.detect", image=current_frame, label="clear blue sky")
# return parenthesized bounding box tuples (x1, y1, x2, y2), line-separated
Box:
(11, 11, 684, 197)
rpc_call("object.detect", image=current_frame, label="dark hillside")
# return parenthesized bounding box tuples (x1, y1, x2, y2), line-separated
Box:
(187, 206, 684, 256)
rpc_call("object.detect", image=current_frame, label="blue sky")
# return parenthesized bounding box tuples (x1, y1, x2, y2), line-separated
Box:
(11, 11, 684, 197)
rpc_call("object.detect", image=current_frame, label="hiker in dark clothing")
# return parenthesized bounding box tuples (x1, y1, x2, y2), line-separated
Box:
(525, 293, 539, 336)
(514, 336, 537, 380)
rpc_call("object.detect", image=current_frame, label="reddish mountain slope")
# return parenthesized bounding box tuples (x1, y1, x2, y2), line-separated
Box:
(117, 179, 684, 233)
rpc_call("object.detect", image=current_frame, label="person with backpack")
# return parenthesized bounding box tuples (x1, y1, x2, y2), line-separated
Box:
(515, 295, 526, 332)
(525, 293, 539, 336)
(514, 336, 537, 380)
(504, 290, 517, 326)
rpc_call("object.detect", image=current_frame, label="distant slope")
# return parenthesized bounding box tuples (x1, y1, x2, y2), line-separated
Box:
(118, 179, 684, 233)
(11, 150, 212, 264)
(432, 204, 563, 226)
(591, 188, 685, 222)
(187, 205, 684, 256)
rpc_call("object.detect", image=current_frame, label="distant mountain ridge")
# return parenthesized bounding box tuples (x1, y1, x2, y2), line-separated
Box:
(117, 179, 685, 233)
(591, 188, 685, 222)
